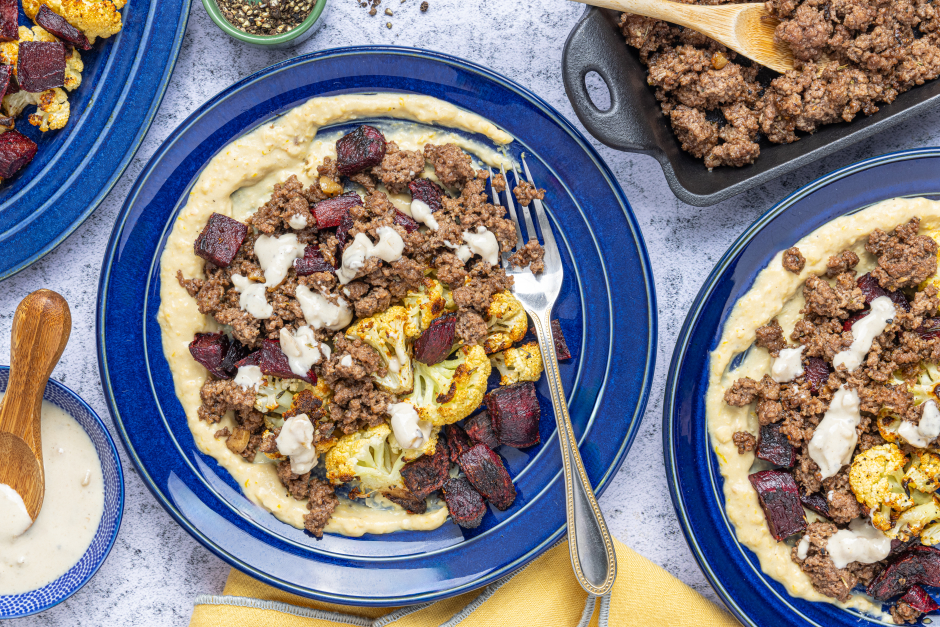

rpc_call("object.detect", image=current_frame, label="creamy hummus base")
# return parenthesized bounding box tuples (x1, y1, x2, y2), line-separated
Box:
(158, 94, 513, 537)
(707, 196, 940, 618)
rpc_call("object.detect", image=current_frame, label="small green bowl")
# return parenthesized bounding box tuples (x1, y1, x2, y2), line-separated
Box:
(202, 0, 327, 48)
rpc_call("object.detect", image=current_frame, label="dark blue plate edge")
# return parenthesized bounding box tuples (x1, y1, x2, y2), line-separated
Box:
(0, 0, 192, 282)
(97, 45, 657, 605)
(662, 146, 940, 626)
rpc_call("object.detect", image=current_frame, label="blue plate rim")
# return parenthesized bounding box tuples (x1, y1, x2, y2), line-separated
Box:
(663, 146, 940, 626)
(97, 45, 657, 604)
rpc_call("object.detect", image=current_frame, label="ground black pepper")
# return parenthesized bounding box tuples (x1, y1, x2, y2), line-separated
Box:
(217, 0, 318, 36)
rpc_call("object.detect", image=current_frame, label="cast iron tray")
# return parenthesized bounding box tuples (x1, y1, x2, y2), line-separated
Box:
(562, 6, 940, 206)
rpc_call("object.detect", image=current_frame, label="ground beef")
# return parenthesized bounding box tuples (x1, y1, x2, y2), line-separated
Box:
(508, 239, 545, 274)
(491, 172, 507, 193)
(424, 143, 475, 188)
(732, 431, 757, 453)
(371, 142, 424, 194)
(247, 175, 314, 235)
(792, 522, 859, 602)
(456, 310, 487, 346)
(826, 250, 860, 277)
(755, 318, 787, 356)
(277, 460, 313, 501)
(512, 181, 545, 207)
(434, 252, 469, 288)
(801, 274, 865, 319)
(197, 379, 257, 423)
(303, 477, 338, 538)
(783, 247, 805, 273)
(866, 218, 939, 290)
(453, 263, 514, 313)
(891, 601, 923, 624)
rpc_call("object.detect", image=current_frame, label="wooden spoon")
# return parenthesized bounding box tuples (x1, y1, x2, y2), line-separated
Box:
(0, 290, 71, 526)
(572, 0, 795, 73)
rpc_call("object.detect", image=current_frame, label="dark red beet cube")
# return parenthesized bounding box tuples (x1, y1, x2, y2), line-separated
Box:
(891, 538, 920, 558)
(748, 470, 806, 541)
(394, 210, 419, 233)
(442, 476, 486, 529)
(18, 42, 66, 93)
(844, 310, 870, 332)
(221, 338, 252, 376)
(400, 440, 450, 500)
(313, 191, 361, 229)
(408, 178, 445, 213)
(459, 444, 516, 510)
(551, 319, 572, 360)
(336, 213, 354, 250)
(259, 339, 316, 384)
(236, 351, 261, 368)
(189, 333, 232, 379)
(35, 5, 91, 50)
(414, 313, 456, 365)
(335, 125, 386, 176)
(900, 585, 940, 613)
(857, 273, 910, 312)
(918, 318, 940, 341)
(0, 131, 38, 179)
(868, 546, 940, 601)
(294, 243, 335, 275)
(464, 411, 499, 450)
(0, 65, 12, 102)
(0, 0, 16, 42)
(486, 382, 541, 449)
(756, 424, 796, 468)
(444, 424, 473, 463)
(799, 489, 830, 519)
(803, 357, 830, 394)
(194, 213, 248, 268)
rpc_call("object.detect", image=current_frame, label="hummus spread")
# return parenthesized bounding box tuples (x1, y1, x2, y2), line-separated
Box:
(157, 94, 513, 537)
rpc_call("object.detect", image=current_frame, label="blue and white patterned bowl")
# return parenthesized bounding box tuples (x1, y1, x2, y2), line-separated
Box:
(0, 367, 124, 619)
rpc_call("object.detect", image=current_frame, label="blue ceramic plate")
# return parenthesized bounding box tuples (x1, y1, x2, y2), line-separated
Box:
(97, 47, 656, 605)
(665, 148, 940, 627)
(0, 0, 189, 281)
(0, 367, 125, 619)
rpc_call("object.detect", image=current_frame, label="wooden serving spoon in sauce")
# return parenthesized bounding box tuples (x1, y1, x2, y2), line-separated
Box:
(572, 0, 796, 73)
(0, 290, 71, 527)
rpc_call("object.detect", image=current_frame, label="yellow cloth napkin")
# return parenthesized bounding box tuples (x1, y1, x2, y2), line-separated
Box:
(189, 537, 740, 627)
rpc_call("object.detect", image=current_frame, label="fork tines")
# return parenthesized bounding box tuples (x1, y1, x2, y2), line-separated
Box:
(489, 156, 558, 274)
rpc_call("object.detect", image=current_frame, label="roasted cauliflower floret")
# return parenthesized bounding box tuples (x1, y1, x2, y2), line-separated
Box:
(345, 306, 414, 394)
(491, 341, 543, 386)
(890, 499, 940, 541)
(28, 88, 69, 131)
(390, 425, 440, 462)
(23, 0, 124, 43)
(850, 443, 914, 531)
(905, 451, 940, 494)
(402, 277, 453, 338)
(254, 376, 310, 414)
(324, 424, 406, 493)
(405, 345, 491, 426)
(909, 362, 940, 407)
(483, 291, 527, 354)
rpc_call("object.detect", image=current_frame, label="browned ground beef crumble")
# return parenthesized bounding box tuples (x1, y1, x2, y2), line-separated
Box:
(619, 0, 940, 168)
(783, 246, 806, 273)
(178, 138, 546, 536)
(723, 218, 940, 614)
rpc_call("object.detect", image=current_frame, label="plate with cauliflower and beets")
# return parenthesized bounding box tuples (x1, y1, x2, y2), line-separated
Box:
(666, 150, 940, 627)
(97, 49, 655, 605)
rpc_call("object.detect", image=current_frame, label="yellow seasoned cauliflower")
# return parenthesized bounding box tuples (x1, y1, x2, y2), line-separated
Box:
(490, 341, 543, 386)
(345, 306, 414, 394)
(23, 0, 123, 43)
(923, 521, 940, 545)
(27, 88, 69, 131)
(389, 425, 440, 462)
(905, 451, 940, 494)
(850, 443, 914, 531)
(890, 500, 940, 541)
(253, 376, 310, 414)
(402, 277, 453, 338)
(324, 424, 406, 493)
(405, 345, 491, 426)
(483, 291, 527, 354)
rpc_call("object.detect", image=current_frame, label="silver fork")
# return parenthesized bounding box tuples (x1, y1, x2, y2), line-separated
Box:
(490, 157, 617, 596)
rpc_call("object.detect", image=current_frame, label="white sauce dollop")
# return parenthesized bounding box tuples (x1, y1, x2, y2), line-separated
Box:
(796, 534, 811, 560)
(808, 386, 861, 479)
(255, 233, 306, 288)
(899, 400, 940, 448)
(771, 346, 805, 383)
(234, 365, 263, 391)
(340, 354, 353, 368)
(461, 226, 499, 266)
(288, 213, 308, 230)
(827, 518, 891, 569)
(0, 485, 32, 539)
(295, 285, 353, 330)
(833, 296, 895, 372)
(231, 273, 273, 319)
(278, 326, 327, 377)
(276, 414, 318, 474)
(410, 199, 439, 231)
(389, 402, 432, 451)
(337, 227, 405, 285)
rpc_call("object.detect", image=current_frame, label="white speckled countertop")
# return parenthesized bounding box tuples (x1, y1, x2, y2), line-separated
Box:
(6, 0, 940, 624)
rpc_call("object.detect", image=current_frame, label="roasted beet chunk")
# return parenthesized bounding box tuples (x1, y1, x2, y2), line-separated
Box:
(221, 338, 252, 375)
(189, 333, 233, 379)
(756, 424, 796, 468)
(442, 477, 486, 529)
(259, 339, 316, 384)
(294, 243, 335, 275)
(799, 490, 830, 519)
(17, 42, 66, 92)
(917, 318, 940, 341)
(843, 310, 870, 332)
(857, 272, 911, 312)
(486, 382, 541, 448)
(459, 444, 516, 510)
(236, 351, 261, 368)
(194, 213, 248, 268)
(335, 125, 386, 176)
(382, 488, 427, 514)
(444, 424, 473, 463)
(414, 313, 457, 365)
(551, 319, 572, 360)
(336, 213, 354, 250)
(35, 5, 91, 50)
(0, 65, 11, 102)
(0, 0, 16, 42)
(313, 191, 361, 229)
(464, 411, 499, 449)
(394, 210, 419, 233)
(748, 470, 806, 541)
(803, 357, 830, 394)
(868, 546, 940, 601)
(408, 178, 445, 213)
(0, 132, 38, 179)
(400, 440, 450, 500)
(900, 585, 940, 614)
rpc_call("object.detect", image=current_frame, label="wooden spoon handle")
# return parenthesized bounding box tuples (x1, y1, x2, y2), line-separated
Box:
(571, 0, 745, 41)
(2, 290, 71, 459)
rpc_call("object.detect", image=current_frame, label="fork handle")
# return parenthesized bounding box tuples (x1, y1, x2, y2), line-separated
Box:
(532, 312, 617, 596)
